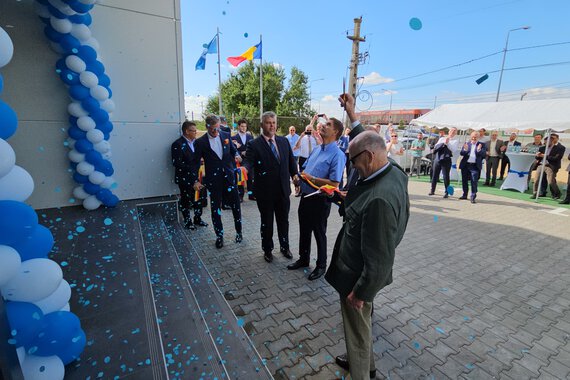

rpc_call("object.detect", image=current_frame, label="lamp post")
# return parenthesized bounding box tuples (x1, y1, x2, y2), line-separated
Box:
(381, 89, 394, 122)
(309, 78, 324, 111)
(496, 26, 530, 102)
(521, 92, 528, 101)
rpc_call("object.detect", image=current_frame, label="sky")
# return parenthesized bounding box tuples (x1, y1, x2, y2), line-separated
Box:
(181, 0, 570, 120)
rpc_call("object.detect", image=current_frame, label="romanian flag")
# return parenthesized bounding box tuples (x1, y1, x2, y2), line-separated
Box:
(227, 41, 262, 67)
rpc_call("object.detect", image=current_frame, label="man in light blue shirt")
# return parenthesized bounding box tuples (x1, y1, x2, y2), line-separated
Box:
(286, 126, 300, 162)
(287, 118, 346, 281)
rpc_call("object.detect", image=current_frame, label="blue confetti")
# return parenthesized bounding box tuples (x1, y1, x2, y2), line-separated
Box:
(434, 215, 439, 222)
(237, 318, 245, 327)
(104, 218, 113, 226)
(61, 261, 69, 267)
(409, 17, 422, 30)
(76, 226, 86, 233)
(104, 356, 111, 364)
(435, 327, 445, 334)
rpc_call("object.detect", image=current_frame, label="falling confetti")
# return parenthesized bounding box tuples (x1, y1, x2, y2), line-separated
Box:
(244, 32, 248, 38)
(409, 17, 422, 30)
(103, 218, 113, 226)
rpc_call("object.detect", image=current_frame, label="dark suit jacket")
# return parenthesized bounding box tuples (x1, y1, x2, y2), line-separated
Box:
(537, 143, 566, 171)
(244, 135, 298, 200)
(433, 140, 453, 162)
(171, 137, 199, 186)
(485, 139, 504, 158)
(459, 141, 487, 170)
(231, 132, 254, 156)
(194, 131, 239, 189)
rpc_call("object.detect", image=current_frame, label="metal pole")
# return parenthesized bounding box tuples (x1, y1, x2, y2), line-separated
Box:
(433, 96, 437, 109)
(496, 26, 530, 102)
(259, 34, 263, 121)
(217, 27, 223, 115)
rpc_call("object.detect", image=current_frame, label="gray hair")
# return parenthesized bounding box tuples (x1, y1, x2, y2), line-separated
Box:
(261, 111, 277, 123)
(205, 114, 220, 128)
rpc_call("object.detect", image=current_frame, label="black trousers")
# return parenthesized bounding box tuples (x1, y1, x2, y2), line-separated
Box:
(499, 156, 510, 179)
(178, 184, 205, 222)
(208, 182, 241, 237)
(298, 156, 308, 170)
(298, 195, 331, 268)
(431, 159, 451, 194)
(256, 197, 290, 253)
(461, 163, 480, 197)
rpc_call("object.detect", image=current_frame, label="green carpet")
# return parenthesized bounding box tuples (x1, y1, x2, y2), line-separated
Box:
(409, 175, 570, 208)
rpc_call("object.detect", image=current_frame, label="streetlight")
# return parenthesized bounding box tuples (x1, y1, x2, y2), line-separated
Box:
(496, 26, 531, 102)
(381, 89, 394, 122)
(521, 92, 528, 101)
(309, 78, 324, 110)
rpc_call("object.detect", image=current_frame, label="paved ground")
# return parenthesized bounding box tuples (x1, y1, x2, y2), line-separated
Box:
(185, 181, 570, 379)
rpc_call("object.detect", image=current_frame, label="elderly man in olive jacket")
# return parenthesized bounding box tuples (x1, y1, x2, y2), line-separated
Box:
(325, 131, 410, 380)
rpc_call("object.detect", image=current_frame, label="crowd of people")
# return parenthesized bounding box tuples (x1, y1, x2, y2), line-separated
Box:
(170, 93, 411, 379)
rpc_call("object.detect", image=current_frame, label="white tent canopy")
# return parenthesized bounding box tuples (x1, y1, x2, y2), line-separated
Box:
(411, 98, 570, 131)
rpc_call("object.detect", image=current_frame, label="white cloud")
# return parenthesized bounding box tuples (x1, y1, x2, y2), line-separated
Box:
(321, 95, 336, 102)
(361, 72, 394, 85)
(184, 95, 207, 120)
(272, 62, 284, 70)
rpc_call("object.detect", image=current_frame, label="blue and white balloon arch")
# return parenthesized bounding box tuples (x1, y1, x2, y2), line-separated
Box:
(35, 0, 119, 210)
(1, 25, 85, 380)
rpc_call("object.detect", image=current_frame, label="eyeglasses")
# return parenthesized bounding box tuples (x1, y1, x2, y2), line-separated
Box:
(391, 135, 398, 138)
(349, 150, 370, 164)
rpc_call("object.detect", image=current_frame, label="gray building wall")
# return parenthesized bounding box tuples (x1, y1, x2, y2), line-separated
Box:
(0, 0, 183, 209)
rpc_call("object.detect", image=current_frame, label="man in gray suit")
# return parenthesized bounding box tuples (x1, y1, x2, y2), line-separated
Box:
(484, 131, 503, 186)
(325, 126, 410, 380)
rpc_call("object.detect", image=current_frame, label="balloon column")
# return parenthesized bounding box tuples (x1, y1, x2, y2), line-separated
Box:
(0, 27, 85, 379)
(34, 0, 119, 210)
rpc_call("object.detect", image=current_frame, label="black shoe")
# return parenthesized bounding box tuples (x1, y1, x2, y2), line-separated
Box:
(559, 199, 570, 204)
(552, 194, 561, 200)
(215, 237, 224, 249)
(428, 192, 435, 196)
(335, 354, 376, 378)
(193, 218, 208, 227)
(443, 193, 449, 199)
(308, 267, 326, 281)
(235, 233, 243, 243)
(280, 249, 293, 259)
(184, 220, 196, 230)
(222, 205, 231, 210)
(263, 251, 273, 263)
(490, 182, 496, 187)
(498, 177, 504, 181)
(287, 260, 309, 270)
(459, 195, 468, 200)
(483, 182, 489, 186)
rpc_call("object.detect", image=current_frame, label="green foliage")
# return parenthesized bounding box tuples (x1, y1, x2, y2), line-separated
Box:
(205, 62, 312, 120)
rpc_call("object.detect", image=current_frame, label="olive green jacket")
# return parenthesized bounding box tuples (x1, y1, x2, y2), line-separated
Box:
(325, 162, 410, 302)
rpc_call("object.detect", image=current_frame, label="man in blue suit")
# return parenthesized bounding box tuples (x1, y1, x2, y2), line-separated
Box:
(193, 115, 243, 248)
(231, 119, 255, 201)
(459, 131, 487, 203)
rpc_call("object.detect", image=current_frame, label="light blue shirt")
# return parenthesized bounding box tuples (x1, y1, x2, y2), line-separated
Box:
(286, 133, 300, 157)
(300, 141, 346, 194)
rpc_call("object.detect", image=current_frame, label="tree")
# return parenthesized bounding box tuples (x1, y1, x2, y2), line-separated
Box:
(277, 67, 311, 117)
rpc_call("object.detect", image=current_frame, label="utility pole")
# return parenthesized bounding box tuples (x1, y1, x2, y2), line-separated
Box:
(346, 17, 365, 126)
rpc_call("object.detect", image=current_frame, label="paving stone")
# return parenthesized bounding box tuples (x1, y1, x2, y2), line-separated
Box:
(539, 358, 570, 379)
(267, 335, 295, 356)
(512, 352, 547, 376)
(500, 361, 539, 379)
(410, 350, 444, 372)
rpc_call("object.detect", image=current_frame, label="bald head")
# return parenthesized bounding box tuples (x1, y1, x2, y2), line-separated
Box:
(348, 131, 389, 178)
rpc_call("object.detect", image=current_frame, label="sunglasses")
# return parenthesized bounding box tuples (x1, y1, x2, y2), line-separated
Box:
(349, 150, 370, 164)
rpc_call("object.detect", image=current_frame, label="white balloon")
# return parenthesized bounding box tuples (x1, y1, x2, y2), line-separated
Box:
(0, 27, 14, 68)
(0, 138, 16, 178)
(88, 171, 106, 185)
(100, 99, 115, 113)
(49, 42, 65, 55)
(21, 355, 64, 380)
(65, 55, 86, 73)
(33, 3, 50, 19)
(84, 37, 100, 52)
(16, 347, 25, 365)
(83, 195, 101, 210)
(50, 17, 72, 34)
(79, 71, 98, 88)
(68, 150, 85, 163)
(0, 245, 21, 287)
(90, 85, 109, 101)
(48, 0, 75, 16)
(86, 129, 104, 144)
(68, 102, 88, 117)
(1, 259, 63, 302)
(72, 185, 89, 200)
(60, 303, 70, 312)
(33, 279, 71, 314)
(0, 166, 34, 202)
(77, 116, 96, 131)
(100, 176, 116, 189)
(76, 161, 94, 176)
(93, 140, 110, 154)
(71, 24, 91, 42)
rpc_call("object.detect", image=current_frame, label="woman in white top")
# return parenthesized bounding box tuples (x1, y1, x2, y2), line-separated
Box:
(386, 132, 404, 165)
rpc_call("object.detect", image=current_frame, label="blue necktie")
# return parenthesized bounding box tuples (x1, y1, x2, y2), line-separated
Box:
(269, 139, 280, 161)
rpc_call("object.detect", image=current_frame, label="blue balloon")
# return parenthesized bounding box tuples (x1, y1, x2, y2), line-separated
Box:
(76, 46, 97, 63)
(97, 121, 113, 134)
(58, 328, 86, 365)
(83, 182, 101, 195)
(90, 108, 109, 124)
(69, 85, 90, 100)
(69, 13, 92, 26)
(60, 69, 79, 86)
(98, 74, 110, 87)
(86, 61, 105, 76)
(104, 194, 120, 207)
(73, 172, 89, 184)
(60, 35, 81, 54)
(103, 132, 111, 141)
(70, 162, 77, 171)
(68, 115, 79, 127)
(74, 139, 93, 153)
(46, 4, 66, 19)
(96, 188, 112, 203)
(96, 161, 114, 176)
(6, 302, 44, 348)
(81, 96, 100, 114)
(0, 74, 3, 93)
(9, 225, 54, 261)
(44, 25, 63, 43)
(0, 100, 18, 140)
(85, 150, 103, 165)
(55, 58, 66, 74)
(31, 311, 81, 357)
(447, 185, 455, 196)
(104, 86, 112, 99)
(68, 126, 86, 140)
(0, 201, 38, 246)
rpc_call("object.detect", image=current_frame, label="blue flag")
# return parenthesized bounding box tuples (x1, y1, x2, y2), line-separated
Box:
(195, 34, 217, 71)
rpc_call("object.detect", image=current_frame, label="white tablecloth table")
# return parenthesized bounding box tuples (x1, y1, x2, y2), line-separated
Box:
(500, 152, 536, 193)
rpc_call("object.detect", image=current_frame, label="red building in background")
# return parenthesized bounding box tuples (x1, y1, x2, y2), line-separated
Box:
(356, 109, 431, 125)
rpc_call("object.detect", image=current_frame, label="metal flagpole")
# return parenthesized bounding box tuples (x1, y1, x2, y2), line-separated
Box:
(217, 27, 223, 115)
(259, 34, 263, 121)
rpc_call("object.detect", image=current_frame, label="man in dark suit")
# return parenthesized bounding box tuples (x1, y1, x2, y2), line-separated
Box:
(193, 115, 243, 248)
(483, 131, 503, 186)
(498, 132, 522, 180)
(219, 116, 232, 134)
(171, 121, 208, 230)
(531, 133, 566, 199)
(231, 119, 255, 201)
(459, 131, 487, 203)
(429, 127, 458, 198)
(242, 111, 300, 263)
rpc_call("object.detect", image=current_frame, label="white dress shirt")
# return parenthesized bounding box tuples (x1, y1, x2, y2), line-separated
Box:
(208, 133, 223, 159)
